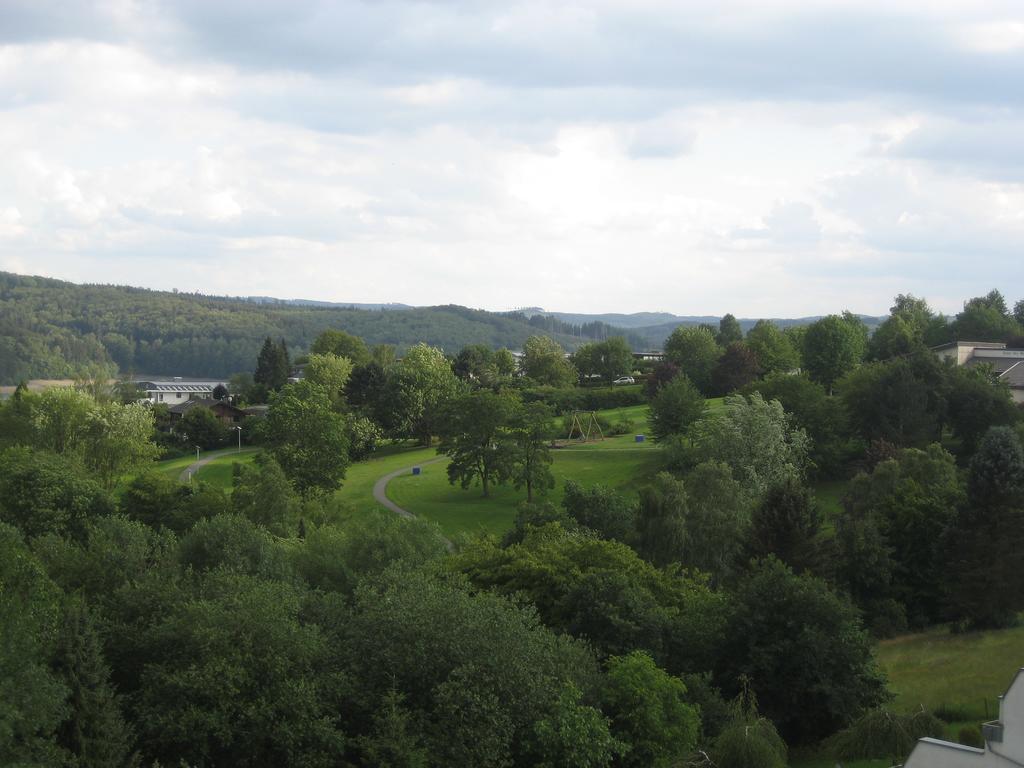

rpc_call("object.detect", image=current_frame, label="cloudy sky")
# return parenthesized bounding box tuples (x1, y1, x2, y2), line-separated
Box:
(0, 0, 1022, 316)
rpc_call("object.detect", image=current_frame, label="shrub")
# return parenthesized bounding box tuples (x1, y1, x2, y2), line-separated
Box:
(830, 708, 945, 761)
(712, 720, 786, 768)
(521, 386, 645, 414)
(958, 725, 984, 748)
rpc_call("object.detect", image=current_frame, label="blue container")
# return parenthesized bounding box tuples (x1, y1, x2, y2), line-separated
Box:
(635, 434, 646, 443)
(412, 466, 421, 476)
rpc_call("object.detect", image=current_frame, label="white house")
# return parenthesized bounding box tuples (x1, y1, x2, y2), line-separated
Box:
(934, 342, 1024, 405)
(904, 667, 1024, 767)
(137, 378, 226, 405)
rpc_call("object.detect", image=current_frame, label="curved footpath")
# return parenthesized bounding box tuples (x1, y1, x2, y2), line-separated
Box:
(177, 448, 256, 483)
(372, 457, 453, 549)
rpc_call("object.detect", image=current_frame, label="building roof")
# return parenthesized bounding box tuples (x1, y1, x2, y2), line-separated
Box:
(932, 341, 1008, 351)
(141, 381, 219, 393)
(965, 353, 1024, 388)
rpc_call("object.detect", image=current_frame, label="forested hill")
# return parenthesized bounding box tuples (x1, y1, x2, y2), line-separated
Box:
(0, 272, 592, 383)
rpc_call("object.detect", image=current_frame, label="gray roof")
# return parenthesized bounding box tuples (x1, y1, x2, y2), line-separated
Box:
(142, 382, 218, 393)
(966, 357, 1024, 388)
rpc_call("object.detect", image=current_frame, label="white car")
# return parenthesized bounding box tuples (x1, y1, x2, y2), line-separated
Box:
(612, 376, 635, 385)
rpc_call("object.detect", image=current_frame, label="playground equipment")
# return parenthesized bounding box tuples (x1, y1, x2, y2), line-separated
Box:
(565, 410, 605, 443)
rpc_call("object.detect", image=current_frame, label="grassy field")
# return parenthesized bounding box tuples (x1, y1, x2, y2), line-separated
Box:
(192, 449, 261, 490)
(387, 448, 664, 538)
(877, 624, 1024, 720)
(332, 442, 439, 514)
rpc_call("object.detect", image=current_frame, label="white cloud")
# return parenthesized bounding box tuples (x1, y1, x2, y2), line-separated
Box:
(0, 2, 1021, 317)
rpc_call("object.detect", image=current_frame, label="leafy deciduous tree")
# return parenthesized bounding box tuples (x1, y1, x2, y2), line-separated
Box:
(663, 326, 721, 394)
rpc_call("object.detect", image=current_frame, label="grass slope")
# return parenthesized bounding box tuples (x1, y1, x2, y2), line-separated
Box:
(878, 625, 1024, 720)
(387, 447, 664, 538)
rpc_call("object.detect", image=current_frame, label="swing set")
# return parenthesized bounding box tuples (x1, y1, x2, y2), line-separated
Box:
(565, 410, 605, 443)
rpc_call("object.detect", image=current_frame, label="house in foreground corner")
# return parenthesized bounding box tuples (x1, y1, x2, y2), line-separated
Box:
(934, 341, 1024, 405)
(904, 667, 1024, 766)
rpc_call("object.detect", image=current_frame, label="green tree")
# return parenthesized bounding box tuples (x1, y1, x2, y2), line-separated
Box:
(133, 570, 345, 767)
(178, 405, 230, 449)
(265, 380, 349, 497)
(663, 326, 721, 394)
(1015, 298, 1024, 328)
(0, 523, 69, 766)
(946, 364, 1019, 454)
(120, 471, 198, 532)
(945, 426, 1024, 629)
(31, 386, 96, 455)
(745, 372, 850, 478)
(717, 313, 744, 346)
(0, 383, 39, 448)
(682, 461, 751, 583)
(530, 682, 625, 768)
(0, 447, 114, 539)
(292, 512, 447, 596)
(686, 393, 810, 504)
(648, 374, 705, 440)
(635, 473, 689, 567)
(522, 335, 577, 387)
(254, 336, 290, 391)
(867, 294, 948, 360)
(232, 453, 299, 536)
(711, 341, 761, 395)
(304, 352, 353, 411)
(719, 557, 887, 743)
(381, 343, 461, 444)
(310, 328, 371, 366)
(510, 401, 556, 502)
(573, 337, 633, 383)
(802, 314, 867, 393)
(356, 689, 430, 768)
(340, 565, 602, 768)
(746, 478, 822, 574)
(838, 353, 948, 448)
(83, 401, 158, 489)
(452, 344, 494, 383)
(745, 320, 798, 375)
(837, 444, 962, 629)
(954, 290, 1022, 341)
(601, 651, 700, 768)
(52, 599, 135, 767)
(561, 481, 636, 542)
(438, 390, 519, 497)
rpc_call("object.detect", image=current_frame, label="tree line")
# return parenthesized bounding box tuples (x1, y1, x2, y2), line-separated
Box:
(1, 286, 1022, 767)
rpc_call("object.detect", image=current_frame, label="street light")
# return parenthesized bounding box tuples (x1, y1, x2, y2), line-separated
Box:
(232, 425, 243, 453)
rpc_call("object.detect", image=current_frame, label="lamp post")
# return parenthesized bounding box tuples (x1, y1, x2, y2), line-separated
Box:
(195, 445, 200, 462)
(232, 425, 243, 453)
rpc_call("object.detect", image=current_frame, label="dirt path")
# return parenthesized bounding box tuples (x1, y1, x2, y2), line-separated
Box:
(371, 457, 445, 518)
(177, 448, 256, 483)
(372, 457, 453, 549)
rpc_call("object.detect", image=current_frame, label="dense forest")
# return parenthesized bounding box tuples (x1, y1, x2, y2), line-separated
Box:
(1, 288, 1023, 766)
(0, 272, 598, 383)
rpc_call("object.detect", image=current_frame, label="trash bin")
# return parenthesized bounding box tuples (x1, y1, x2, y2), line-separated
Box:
(412, 466, 421, 476)
(635, 434, 646, 443)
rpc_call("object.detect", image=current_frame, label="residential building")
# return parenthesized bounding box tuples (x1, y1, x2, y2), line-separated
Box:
(934, 342, 1024, 405)
(137, 378, 227, 405)
(167, 397, 246, 425)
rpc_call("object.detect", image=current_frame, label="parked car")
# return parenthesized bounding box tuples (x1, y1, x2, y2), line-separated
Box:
(612, 376, 635, 385)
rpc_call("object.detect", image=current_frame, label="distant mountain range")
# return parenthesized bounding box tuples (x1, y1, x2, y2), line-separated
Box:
(0, 270, 886, 383)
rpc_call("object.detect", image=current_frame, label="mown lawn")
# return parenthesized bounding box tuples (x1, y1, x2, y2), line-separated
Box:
(192, 449, 261, 491)
(387, 448, 664, 538)
(332, 442, 438, 514)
